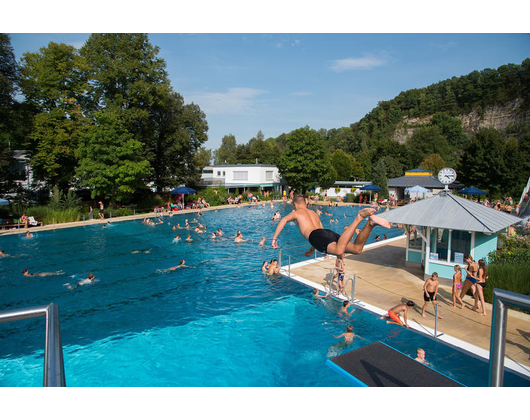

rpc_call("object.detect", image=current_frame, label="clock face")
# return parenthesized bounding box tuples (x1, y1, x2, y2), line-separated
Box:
(438, 167, 457, 184)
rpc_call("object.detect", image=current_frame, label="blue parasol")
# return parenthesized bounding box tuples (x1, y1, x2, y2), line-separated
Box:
(170, 186, 196, 195)
(458, 187, 487, 195)
(359, 184, 382, 203)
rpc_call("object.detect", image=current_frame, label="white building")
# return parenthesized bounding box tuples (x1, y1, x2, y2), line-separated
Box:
(315, 181, 371, 198)
(198, 164, 285, 193)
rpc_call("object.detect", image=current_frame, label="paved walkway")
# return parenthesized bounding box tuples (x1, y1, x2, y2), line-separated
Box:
(285, 237, 530, 374)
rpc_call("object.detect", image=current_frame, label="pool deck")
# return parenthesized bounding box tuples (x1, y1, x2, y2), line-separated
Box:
(280, 236, 530, 379)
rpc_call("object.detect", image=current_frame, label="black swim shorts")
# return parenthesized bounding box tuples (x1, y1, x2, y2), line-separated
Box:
(308, 229, 340, 253)
(423, 291, 436, 302)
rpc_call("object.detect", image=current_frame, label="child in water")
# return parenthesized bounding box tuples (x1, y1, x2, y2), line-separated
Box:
(333, 325, 355, 343)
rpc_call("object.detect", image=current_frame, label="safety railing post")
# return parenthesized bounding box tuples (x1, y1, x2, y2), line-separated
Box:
(351, 274, 356, 300)
(486, 288, 530, 387)
(0, 303, 66, 387)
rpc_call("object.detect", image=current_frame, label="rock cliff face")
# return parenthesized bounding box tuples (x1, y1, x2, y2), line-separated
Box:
(458, 98, 530, 137)
(393, 99, 530, 144)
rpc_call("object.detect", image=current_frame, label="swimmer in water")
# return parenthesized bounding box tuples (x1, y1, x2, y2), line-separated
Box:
(267, 259, 280, 275)
(174, 235, 182, 241)
(312, 288, 329, 299)
(338, 300, 355, 317)
(64, 273, 97, 290)
(131, 249, 152, 254)
(211, 232, 217, 239)
(333, 324, 355, 343)
(262, 260, 269, 273)
(169, 260, 190, 270)
(234, 231, 247, 243)
(415, 348, 427, 364)
(22, 268, 64, 277)
(26, 230, 33, 237)
(216, 228, 223, 237)
(185, 234, 193, 242)
(258, 237, 266, 246)
(0, 249, 9, 258)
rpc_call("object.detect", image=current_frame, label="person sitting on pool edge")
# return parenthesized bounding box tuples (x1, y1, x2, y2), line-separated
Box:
(271, 195, 391, 257)
(385, 301, 415, 328)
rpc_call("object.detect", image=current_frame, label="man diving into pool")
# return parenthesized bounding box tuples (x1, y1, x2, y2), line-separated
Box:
(271, 195, 391, 257)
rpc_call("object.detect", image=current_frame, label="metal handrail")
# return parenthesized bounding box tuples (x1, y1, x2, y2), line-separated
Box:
(489, 288, 530, 387)
(0, 303, 66, 386)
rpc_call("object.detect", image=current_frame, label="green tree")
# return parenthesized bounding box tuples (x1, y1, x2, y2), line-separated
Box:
(213, 134, 238, 164)
(318, 163, 337, 191)
(19, 41, 90, 191)
(277, 126, 328, 194)
(407, 125, 452, 168)
(330, 149, 352, 181)
(149, 92, 208, 190)
(457, 128, 507, 198)
(80, 33, 169, 116)
(29, 105, 90, 191)
(76, 110, 151, 204)
(420, 153, 446, 175)
(371, 159, 389, 198)
(0, 34, 21, 193)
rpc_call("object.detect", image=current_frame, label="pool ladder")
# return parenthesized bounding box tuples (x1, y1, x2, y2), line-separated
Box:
(327, 268, 356, 301)
(0, 303, 66, 386)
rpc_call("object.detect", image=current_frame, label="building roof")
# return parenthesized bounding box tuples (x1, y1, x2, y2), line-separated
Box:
(388, 175, 462, 189)
(405, 168, 434, 174)
(379, 191, 521, 233)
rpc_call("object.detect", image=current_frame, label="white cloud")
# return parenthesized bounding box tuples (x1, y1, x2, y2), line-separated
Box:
(329, 54, 387, 72)
(429, 41, 459, 51)
(187, 87, 268, 115)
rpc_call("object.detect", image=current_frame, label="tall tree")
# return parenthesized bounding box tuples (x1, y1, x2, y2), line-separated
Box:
(277, 126, 328, 194)
(420, 153, 446, 175)
(76, 110, 151, 204)
(213, 134, 238, 164)
(148, 91, 208, 190)
(330, 149, 352, 181)
(0, 34, 20, 193)
(457, 128, 507, 198)
(81, 34, 207, 191)
(20, 42, 90, 191)
(80, 33, 171, 153)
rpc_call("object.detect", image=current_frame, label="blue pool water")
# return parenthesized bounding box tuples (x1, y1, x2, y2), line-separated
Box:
(0, 204, 528, 386)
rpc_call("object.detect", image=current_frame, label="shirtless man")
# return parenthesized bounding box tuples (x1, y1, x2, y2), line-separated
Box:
(0, 250, 8, 257)
(170, 260, 190, 270)
(385, 301, 415, 328)
(421, 272, 442, 319)
(271, 195, 391, 257)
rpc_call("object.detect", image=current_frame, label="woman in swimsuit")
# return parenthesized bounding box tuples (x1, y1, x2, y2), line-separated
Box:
(460, 254, 478, 302)
(472, 259, 488, 316)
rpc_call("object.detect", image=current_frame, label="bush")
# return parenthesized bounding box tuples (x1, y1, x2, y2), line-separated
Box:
(201, 187, 229, 206)
(345, 193, 356, 203)
(483, 262, 530, 303)
(28, 206, 81, 224)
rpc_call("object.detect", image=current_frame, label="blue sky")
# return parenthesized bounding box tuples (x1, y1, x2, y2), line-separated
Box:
(6, 13, 530, 152)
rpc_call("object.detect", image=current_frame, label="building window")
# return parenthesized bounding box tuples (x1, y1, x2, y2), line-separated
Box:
(409, 227, 422, 250)
(217, 171, 221, 176)
(202, 169, 213, 174)
(266, 171, 273, 181)
(450, 230, 471, 262)
(223, 171, 226, 176)
(430, 228, 471, 263)
(233, 171, 248, 181)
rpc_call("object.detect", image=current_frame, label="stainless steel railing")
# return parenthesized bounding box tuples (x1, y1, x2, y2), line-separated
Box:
(0, 303, 66, 387)
(489, 288, 530, 387)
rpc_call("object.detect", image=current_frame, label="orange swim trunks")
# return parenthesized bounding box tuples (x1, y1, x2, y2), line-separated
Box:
(388, 310, 401, 323)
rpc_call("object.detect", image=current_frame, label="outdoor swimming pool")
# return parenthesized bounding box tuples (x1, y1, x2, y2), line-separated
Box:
(0, 204, 529, 386)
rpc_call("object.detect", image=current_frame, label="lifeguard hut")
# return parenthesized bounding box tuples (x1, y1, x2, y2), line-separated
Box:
(380, 168, 521, 281)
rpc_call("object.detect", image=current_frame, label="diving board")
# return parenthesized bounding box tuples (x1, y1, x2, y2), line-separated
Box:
(327, 341, 464, 387)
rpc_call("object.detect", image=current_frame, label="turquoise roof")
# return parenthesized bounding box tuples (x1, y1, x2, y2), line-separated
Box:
(405, 168, 434, 173)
